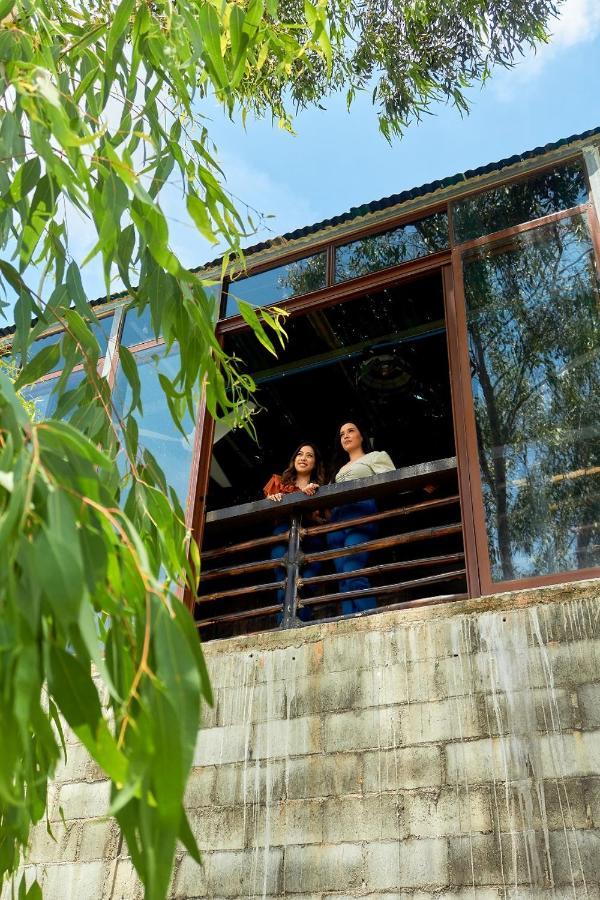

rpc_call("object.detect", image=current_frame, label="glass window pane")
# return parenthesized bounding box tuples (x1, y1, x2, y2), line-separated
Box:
(112, 344, 195, 507)
(335, 212, 449, 283)
(453, 162, 588, 244)
(22, 371, 85, 419)
(18, 314, 114, 375)
(90, 314, 114, 357)
(29, 330, 63, 374)
(121, 305, 156, 346)
(225, 253, 326, 317)
(463, 214, 600, 582)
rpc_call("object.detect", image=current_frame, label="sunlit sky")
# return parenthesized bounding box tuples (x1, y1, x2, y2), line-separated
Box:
(3, 0, 600, 323)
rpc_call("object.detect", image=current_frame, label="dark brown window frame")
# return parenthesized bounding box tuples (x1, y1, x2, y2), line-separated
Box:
(181, 149, 600, 612)
(450, 200, 600, 596)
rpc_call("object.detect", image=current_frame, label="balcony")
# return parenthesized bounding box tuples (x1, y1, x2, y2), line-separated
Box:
(197, 457, 467, 640)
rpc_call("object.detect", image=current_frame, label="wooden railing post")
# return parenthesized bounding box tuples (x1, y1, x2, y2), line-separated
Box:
(281, 513, 302, 628)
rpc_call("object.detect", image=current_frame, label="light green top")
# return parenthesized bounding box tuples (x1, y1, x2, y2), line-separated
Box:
(334, 450, 395, 483)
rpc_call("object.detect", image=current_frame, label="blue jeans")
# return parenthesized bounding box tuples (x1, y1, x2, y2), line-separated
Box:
(327, 498, 378, 615)
(271, 522, 321, 622)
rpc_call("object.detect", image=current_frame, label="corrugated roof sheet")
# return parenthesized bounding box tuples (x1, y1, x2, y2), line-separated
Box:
(2, 124, 599, 339)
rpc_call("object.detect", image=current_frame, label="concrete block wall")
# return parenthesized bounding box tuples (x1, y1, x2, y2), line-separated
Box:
(6, 579, 600, 899)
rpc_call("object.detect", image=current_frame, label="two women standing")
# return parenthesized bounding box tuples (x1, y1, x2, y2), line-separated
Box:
(264, 422, 394, 617)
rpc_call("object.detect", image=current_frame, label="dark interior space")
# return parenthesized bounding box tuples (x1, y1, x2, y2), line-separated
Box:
(197, 272, 466, 640)
(207, 272, 455, 510)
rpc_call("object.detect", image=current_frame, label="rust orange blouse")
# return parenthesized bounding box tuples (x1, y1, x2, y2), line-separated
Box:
(263, 474, 300, 498)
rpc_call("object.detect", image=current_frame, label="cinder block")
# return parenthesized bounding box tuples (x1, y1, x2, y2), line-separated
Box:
(248, 798, 324, 847)
(217, 679, 287, 727)
(583, 776, 600, 828)
(363, 746, 443, 792)
(448, 832, 534, 886)
(548, 828, 600, 885)
(286, 753, 362, 799)
(212, 759, 287, 807)
(400, 697, 482, 745)
(170, 854, 208, 898)
(107, 858, 143, 900)
(494, 777, 592, 833)
(78, 819, 119, 860)
(206, 848, 283, 897)
(41, 861, 107, 900)
(54, 780, 110, 821)
(184, 766, 217, 809)
(540, 730, 600, 778)
(405, 786, 492, 837)
(445, 738, 529, 784)
(363, 658, 439, 704)
(54, 743, 103, 783)
(546, 640, 600, 689)
(291, 669, 364, 717)
(323, 794, 402, 843)
(322, 706, 401, 753)
(578, 683, 600, 728)
(28, 821, 75, 864)
(200, 696, 218, 729)
(284, 843, 363, 893)
(193, 725, 248, 766)
(189, 805, 246, 851)
(479, 686, 575, 736)
(364, 838, 448, 889)
(252, 715, 322, 760)
(323, 633, 372, 674)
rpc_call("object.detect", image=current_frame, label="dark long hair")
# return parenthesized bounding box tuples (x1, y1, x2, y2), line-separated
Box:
(329, 418, 374, 482)
(280, 442, 326, 487)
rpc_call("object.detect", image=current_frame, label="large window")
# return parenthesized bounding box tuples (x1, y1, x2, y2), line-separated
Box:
(463, 213, 600, 582)
(211, 273, 455, 509)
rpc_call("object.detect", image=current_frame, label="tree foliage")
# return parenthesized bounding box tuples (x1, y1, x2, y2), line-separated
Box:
(0, 0, 563, 896)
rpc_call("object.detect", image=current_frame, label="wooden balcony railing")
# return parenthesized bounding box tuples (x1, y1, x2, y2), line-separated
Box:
(197, 457, 468, 640)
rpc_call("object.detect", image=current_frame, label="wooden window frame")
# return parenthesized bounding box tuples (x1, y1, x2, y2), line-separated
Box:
(450, 200, 600, 596)
(186, 149, 600, 614)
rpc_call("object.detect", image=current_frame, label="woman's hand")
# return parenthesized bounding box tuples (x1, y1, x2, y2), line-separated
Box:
(267, 492, 283, 502)
(300, 482, 319, 496)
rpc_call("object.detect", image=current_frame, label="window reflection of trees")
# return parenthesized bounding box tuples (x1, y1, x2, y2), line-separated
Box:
(464, 215, 600, 581)
(334, 211, 449, 282)
(276, 253, 327, 297)
(453, 163, 587, 244)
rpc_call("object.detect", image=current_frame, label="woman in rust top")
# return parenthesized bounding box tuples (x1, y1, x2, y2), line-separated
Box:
(263, 443, 325, 501)
(263, 443, 325, 621)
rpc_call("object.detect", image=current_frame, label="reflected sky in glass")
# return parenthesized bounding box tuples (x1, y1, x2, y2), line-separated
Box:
(112, 344, 195, 507)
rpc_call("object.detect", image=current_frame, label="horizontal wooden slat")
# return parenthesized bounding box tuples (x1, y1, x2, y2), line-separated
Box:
(196, 604, 282, 628)
(299, 551, 465, 589)
(299, 568, 467, 607)
(197, 581, 285, 604)
(201, 556, 282, 582)
(202, 529, 289, 562)
(302, 494, 460, 537)
(303, 523, 462, 565)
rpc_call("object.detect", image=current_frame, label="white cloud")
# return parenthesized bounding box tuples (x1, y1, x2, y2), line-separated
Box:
(551, 0, 600, 48)
(492, 0, 600, 99)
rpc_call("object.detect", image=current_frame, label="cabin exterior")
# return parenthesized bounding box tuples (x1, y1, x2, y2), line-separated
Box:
(4, 128, 600, 898)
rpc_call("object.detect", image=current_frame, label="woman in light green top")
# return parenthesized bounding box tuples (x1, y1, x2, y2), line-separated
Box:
(328, 421, 395, 614)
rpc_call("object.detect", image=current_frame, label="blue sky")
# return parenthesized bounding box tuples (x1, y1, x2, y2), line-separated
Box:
(3, 0, 600, 323)
(173, 0, 600, 268)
